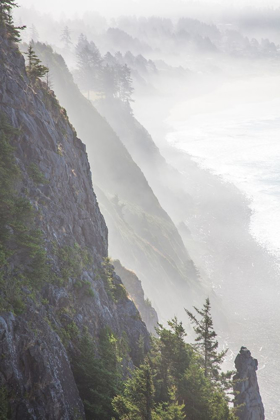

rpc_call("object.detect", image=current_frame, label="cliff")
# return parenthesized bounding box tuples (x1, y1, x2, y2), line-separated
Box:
(112, 260, 158, 333)
(234, 347, 265, 420)
(32, 42, 205, 323)
(0, 33, 149, 418)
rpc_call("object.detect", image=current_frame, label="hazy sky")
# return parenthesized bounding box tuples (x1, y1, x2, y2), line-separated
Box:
(18, 0, 280, 19)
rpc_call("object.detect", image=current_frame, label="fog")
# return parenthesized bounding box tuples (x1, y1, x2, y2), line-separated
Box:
(18, 0, 280, 19)
(15, 1, 280, 418)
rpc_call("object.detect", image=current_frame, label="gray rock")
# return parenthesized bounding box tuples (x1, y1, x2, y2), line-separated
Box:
(234, 346, 265, 420)
(0, 34, 149, 419)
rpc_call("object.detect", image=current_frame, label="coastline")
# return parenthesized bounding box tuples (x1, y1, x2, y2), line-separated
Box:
(164, 143, 280, 420)
(133, 94, 280, 419)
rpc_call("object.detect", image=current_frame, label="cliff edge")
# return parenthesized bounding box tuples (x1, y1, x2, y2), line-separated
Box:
(0, 29, 149, 419)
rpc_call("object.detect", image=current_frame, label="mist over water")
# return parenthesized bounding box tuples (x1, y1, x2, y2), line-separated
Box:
(134, 71, 280, 419)
(163, 81, 280, 420)
(168, 95, 280, 259)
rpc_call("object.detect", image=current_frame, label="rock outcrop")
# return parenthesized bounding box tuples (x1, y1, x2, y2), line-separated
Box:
(234, 347, 265, 420)
(113, 260, 158, 333)
(0, 32, 149, 419)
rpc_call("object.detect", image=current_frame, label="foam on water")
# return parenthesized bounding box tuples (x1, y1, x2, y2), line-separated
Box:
(167, 98, 280, 259)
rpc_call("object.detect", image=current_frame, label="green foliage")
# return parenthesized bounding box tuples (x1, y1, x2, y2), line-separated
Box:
(56, 243, 93, 286)
(72, 327, 122, 420)
(0, 386, 9, 420)
(101, 257, 128, 302)
(145, 297, 152, 307)
(153, 389, 186, 420)
(28, 163, 47, 184)
(0, 114, 49, 313)
(0, 116, 20, 243)
(86, 287, 95, 297)
(25, 43, 49, 81)
(66, 321, 79, 339)
(113, 359, 154, 420)
(151, 318, 192, 404)
(185, 298, 227, 381)
(0, 1, 25, 42)
(113, 315, 237, 420)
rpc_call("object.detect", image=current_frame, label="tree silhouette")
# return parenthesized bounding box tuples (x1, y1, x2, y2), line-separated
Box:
(185, 298, 227, 381)
(118, 64, 134, 103)
(30, 23, 39, 42)
(25, 43, 49, 81)
(61, 26, 72, 49)
(0, 0, 25, 42)
(76, 34, 102, 97)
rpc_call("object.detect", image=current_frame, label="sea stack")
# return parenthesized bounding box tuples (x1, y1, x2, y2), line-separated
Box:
(234, 347, 265, 420)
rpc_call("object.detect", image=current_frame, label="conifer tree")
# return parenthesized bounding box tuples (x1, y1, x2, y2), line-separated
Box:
(30, 23, 39, 42)
(118, 64, 134, 102)
(76, 34, 103, 97)
(153, 387, 186, 420)
(152, 318, 191, 404)
(72, 327, 121, 420)
(101, 64, 118, 98)
(185, 298, 227, 381)
(112, 359, 154, 420)
(113, 313, 236, 420)
(0, 0, 25, 42)
(61, 25, 72, 49)
(25, 43, 49, 81)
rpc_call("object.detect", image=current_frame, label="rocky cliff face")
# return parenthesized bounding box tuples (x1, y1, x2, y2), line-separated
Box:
(234, 347, 265, 420)
(113, 260, 158, 333)
(32, 42, 206, 324)
(0, 34, 149, 419)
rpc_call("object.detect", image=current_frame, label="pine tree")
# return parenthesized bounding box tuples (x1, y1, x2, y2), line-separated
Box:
(101, 64, 118, 98)
(152, 318, 191, 404)
(185, 298, 227, 381)
(30, 23, 39, 42)
(75, 34, 103, 98)
(0, 0, 25, 42)
(118, 64, 134, 102)
(112, 359, 154, 420)
(24, 43, 49, 81)
(72, 327, 121, 420)
(61, 25, 72, 49)
(113, 314, 236, 420)
(153, 387, 186, 420)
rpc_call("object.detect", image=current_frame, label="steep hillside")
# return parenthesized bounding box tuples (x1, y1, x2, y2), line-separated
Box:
(95, 97, 195, 225)
(33, 43, 204, 322)
(0, 34, 149, 419)
(112, 259, 158, 333)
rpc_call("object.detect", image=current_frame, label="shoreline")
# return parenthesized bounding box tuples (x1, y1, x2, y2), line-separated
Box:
(133, 94, 280, 419)
(168, 146, 280, 420)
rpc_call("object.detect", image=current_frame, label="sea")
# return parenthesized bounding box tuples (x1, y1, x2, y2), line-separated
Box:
(166, 92, 280, 419)
(167, 98, 280, 260)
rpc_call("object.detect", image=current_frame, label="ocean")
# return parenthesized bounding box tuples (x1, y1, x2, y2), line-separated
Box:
(166, 94, 280, 420)
(167, 97, 280, 259)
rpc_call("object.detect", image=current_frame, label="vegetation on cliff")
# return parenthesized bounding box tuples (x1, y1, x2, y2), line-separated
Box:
(0, 109, 236, 419)
(113, 313, 237, 420)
